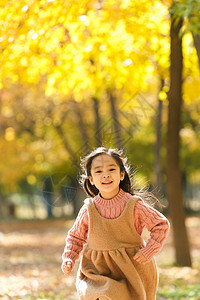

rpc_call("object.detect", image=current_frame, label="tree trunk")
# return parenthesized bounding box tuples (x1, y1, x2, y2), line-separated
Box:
(0, 194, 5, 218)
(109, 92, 123, 149)
(93, 97, 102, 147)
(166, 15, 192, 266)
(55, 125, 80, 168)
(72, 101, 91, 155)
(155, 79, 164, 191)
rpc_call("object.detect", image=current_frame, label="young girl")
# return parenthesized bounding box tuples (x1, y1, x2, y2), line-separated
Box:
(62, 147, 170, 300)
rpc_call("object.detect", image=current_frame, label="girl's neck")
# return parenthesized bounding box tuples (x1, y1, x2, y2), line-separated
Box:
(94, 189, 130, 206)
(99, 187, 120, 200)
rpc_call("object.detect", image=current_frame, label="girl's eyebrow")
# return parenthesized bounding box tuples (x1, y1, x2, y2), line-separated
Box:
(93, 163, 117, 170)
(93, 166, 102, 170)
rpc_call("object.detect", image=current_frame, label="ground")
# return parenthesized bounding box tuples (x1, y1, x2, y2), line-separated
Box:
(0, 216, 200, 300)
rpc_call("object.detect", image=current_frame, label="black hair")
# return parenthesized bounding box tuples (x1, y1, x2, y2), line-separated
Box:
(79, 147, 162, 207)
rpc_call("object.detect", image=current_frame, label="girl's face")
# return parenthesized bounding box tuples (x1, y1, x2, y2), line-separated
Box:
(89, 154, 125, 199)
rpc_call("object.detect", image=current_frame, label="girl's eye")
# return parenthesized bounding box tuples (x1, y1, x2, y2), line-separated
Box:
(110, 168, 116, 171)
(95, 170, 102, 173)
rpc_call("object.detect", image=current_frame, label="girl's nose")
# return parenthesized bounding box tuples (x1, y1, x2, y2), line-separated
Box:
(103, 173, 110, 178)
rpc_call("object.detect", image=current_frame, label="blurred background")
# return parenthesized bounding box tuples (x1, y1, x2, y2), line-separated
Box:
(0, 0, 200, 299)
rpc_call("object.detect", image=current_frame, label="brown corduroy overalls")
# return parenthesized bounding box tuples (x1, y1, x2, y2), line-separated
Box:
(76, 196, 158, 300)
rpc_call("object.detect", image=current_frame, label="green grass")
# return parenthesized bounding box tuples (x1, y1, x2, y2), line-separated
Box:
(157, 284, 200, 299)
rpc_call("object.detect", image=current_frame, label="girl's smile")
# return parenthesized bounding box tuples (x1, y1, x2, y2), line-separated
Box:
(89, 154, 125, 199)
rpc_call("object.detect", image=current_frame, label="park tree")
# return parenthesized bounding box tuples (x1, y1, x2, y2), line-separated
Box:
(0, 0, 199, 265)
(165, 0, 200, 266)
(0, 0, 170, 176)
(166, 13, 192, 266)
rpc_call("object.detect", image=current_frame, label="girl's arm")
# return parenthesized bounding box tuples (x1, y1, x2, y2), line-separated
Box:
(134, 199, 170, 263)
(62, 204, 89, 270)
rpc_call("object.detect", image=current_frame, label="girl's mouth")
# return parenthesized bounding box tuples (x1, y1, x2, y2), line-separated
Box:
(102, 181, 113, 185)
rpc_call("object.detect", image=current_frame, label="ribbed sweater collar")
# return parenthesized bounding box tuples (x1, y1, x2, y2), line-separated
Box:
(93, 189, 130, 207)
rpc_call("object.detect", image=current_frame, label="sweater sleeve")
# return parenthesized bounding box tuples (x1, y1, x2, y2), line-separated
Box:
(134, 199, 170, 261)
(62, 204, 89, 268)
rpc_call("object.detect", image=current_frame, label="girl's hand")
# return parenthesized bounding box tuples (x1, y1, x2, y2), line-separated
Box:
(62, 261, 72, 277)
(133, 251, 148, 264)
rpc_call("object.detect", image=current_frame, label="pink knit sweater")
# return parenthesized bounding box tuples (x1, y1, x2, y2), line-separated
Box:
(62, 189, 170, 267)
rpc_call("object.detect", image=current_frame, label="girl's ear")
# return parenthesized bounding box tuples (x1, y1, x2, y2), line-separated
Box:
(88, 176, 94, 185)
(120, 171, 125, 181)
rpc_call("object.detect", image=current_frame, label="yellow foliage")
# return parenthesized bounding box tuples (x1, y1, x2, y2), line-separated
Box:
(27, 174, 37, 185)
(0, 0, 170, 98)
(183, 77, 200, 103)
(0, 0, 199, 192)
(4, 127, 15, 141)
